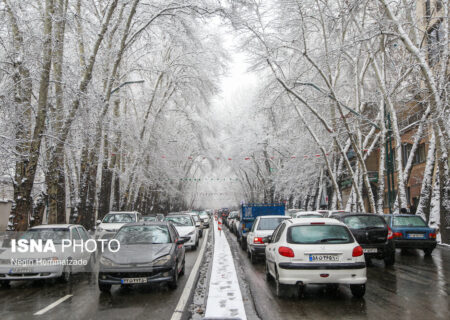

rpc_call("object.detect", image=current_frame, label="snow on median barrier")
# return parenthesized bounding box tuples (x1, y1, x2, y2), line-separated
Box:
(204, 219, 247, 320)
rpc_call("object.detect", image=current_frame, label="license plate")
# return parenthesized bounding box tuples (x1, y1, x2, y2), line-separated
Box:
(309, 254, 339, 262)
(363, 248, 378, 253)
(121, 277, 148, 284)
(10, 267, 33, 274)
(408, 234, 425, 239)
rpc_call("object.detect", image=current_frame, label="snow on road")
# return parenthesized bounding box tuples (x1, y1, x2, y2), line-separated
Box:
(204, 219, 247, 320)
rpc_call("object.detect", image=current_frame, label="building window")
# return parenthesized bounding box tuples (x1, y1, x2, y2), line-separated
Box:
(428, 20, 445, 66)
(415, 143, 426, 164)
(402, 143, 413, 167)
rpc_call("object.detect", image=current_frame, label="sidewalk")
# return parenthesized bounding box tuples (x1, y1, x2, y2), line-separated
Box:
(204, 219, 247, 320)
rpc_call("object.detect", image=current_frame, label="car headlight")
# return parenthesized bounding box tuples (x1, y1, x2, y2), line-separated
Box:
(187, 230, 195, 236)
(99, 256, 116, 267)
(153, 255, 172, 266)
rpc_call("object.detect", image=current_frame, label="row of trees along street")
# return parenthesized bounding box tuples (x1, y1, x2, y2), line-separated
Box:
(0, 0, 449, 243)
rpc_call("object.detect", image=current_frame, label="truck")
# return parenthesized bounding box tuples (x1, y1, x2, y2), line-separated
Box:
(236, 203, 285, 250)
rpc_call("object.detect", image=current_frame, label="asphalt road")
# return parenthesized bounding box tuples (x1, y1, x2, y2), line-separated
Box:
(226, 228, 450, 320)
(0, 234, 207, 320)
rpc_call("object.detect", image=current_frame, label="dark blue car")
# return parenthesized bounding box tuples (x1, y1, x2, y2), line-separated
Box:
(383, 214, 437, 256)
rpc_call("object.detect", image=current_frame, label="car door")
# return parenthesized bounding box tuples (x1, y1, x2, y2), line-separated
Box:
(170, 224, 183, 272)
(267, 222, 284, 274)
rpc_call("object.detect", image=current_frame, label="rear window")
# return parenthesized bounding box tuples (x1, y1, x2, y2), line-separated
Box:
(287, 225, 354, 244)
(393, 216, 427, 227)
(257, 217, 288, 230)
(343, 215, 386, 229)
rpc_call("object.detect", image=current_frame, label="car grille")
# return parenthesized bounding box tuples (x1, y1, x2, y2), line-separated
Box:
(103, 270, 170, 279)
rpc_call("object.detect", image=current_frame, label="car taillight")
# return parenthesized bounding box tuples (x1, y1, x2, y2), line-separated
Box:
(278, 246, 295, 257)
(387, 227, 393, 240)
(254, 237, 264, 244)
(429, 233, 436, 239)
(393, 232, 403, 238)
(352, 246, 363, 257)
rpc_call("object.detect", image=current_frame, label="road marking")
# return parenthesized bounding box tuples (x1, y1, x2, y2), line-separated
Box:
(34, 294, 73, 315)
(171, 229, 209, 320)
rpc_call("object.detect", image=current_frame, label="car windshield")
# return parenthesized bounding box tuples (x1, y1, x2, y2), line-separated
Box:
(257, 217, 288, 230)
(190, 214, 199, 222)
(296, 214, 323, 218)
(199, 212, 208, 218)
(21, 228, 70, 244)
(393, 216, 427, 227)
(165, 216, 193, 226)
(115, 225, 171, 244)
(288, 225, 353, 244)
(142, 216, 157, 222)
(103, 213, 136, 223)
(343, 215, 386, 229)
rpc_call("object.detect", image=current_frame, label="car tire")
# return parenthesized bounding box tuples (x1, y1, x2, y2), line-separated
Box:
(350, 284, 366, 298)
(265, 262, 273, 282)
(326, 284, 339, 295)
(240, 238, 247, 251)
(384, 253, 395, 266)
(250, 250, 257, 264)
(0, 280, 10, 288)
(199, 230, 203, 238)
(423, 248, 434, 256)
(59, 265, 72, 283)
(168, 265, 178, 290)
(180, 258, 185, 277)
(247, 247, 251, 258)
(98, 282, 111, 293)
(192, 243, 197, 251)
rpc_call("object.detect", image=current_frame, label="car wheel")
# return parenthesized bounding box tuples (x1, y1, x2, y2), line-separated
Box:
(350, 284, 366, 298)
(192, 243, 197, 251)
(240, 238, 247, 251)
(247, 247, 251, 258)
(265, 262, 273, 282)
(199, 230, 203, 238)
(168, 265, 178, 290)
(180, 258, 185, 277)
(98, 281, 111, 293)
(384, 253, 395, 266)
(326, 284, 339, 295)
(423, 248, 434, 256)
(250, 250, 257, 264)
(59, 265, 72, 283)
(0, 280, 10, 288)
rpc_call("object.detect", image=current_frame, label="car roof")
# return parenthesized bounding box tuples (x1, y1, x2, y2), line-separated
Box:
(166, 214, 191, 217)
(296, 212, 323, 215)
(288, 218, 346, 226)
(31, 224, 79, 229)
(384, 214, 421, 217)
(336, 212, 384, 217)
(107, 211, 139, 215)
(259, 215, 290, 219)
(120, 221, 170, 227)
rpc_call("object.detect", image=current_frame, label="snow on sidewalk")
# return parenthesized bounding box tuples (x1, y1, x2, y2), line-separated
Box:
(204, 219, 247, 320)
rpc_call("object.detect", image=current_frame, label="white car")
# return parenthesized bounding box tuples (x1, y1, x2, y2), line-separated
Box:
(165, 214, 199, 250)
(0, 224, 95, 287)
(187, 212, 203, 238)
(246, 215, 290, 263)
(265, 218, 367, 298)
(294, 211, 324, 218)
(95, 211, 142, 240)
(198, 211, 210, 227)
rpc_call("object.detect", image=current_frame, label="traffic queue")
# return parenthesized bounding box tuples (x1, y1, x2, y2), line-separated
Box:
(0, 210, 212, 292)
(222, 204, 438, 298)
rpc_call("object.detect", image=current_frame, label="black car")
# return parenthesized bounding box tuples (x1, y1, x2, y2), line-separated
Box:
(98, 221, 188, 292)
(331, 213, 395, 266)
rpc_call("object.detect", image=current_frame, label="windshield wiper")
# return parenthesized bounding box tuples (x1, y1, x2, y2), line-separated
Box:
(318, 238, 347, 243)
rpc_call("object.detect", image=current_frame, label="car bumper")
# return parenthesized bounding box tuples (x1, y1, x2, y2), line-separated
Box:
(0, 265, 63, 280)
(98, 266, 173, 285)
(276, 262, 367, 285)
(361, 242, 394, 259)
(249, 244, 266, 256)
(393, 239, 437, 249)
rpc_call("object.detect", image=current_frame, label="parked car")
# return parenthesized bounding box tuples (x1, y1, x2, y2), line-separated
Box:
(383, 214, 437, 256)
(0, 224, 95, 287)
(98, 222, 188, 292)
(187, 212, 203, 238)
(246, 215, 291, 263)
(264, 218, 367, 298)
(332, 213, 395, 266)
(95, 211, 142, 240)
(198, 211, 210, 228)
(294, 212, 324, 218)
(165, 214, 199, 250)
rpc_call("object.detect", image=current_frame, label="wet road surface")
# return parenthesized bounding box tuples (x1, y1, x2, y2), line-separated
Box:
(226, 228, 450, 320)
(0, 234, 207, 320)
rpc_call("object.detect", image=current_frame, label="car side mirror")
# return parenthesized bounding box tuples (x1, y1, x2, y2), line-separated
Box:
(177, 237, 190, 245)
(263, 236, 272, 243)
(96, 220, 102, 225)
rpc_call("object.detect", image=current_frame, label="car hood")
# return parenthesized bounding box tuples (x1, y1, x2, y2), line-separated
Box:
(103, 243, 173, 264)
(174, 226, 196, 237)
(0, 245, 67, 260)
